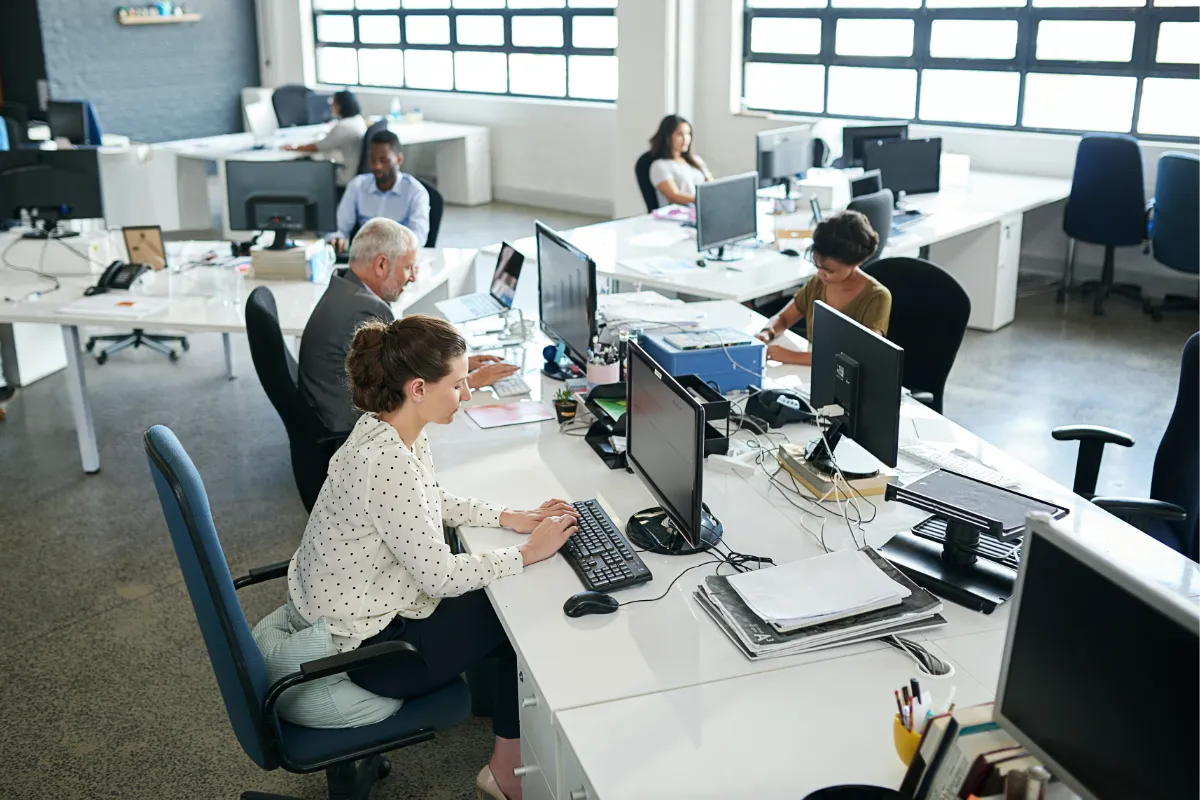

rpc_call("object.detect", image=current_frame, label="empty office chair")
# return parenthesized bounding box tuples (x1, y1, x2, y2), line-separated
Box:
(1144, 153, 1199, 321)
(1060, 133, 1147, 316)
(863, 257, 970, 414)
(357, 118, 389, 175)
(1053, 332, 1199, 560)
(83, 101, 103, 146)
(245, 287, 345, 512)
(86, 328, 189, 364)
(635, 151, 659, 212)
(417, 177, 444, 247)
(144, 424, 472, 800)
(273, 85, 315, 128)
(847, 189, 893, 264)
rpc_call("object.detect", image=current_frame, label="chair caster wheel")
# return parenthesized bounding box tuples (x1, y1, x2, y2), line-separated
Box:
(85, 340, 95, 352)
(181, 340, 191, 352)
(96, 352, 108, 365)
(377, 756, 391, 779)
(169, 351, 179, 362)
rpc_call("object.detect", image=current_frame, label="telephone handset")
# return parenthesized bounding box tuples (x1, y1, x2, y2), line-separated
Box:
(84, 261, 149, 296)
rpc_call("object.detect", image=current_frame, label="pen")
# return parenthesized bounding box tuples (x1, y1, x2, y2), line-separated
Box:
(911, 678, 922, 703)
(942, 686, 957, 715)
(894, 690, 904, 718)
(907, 697, 914, 731)
(901, 685, 910, 705)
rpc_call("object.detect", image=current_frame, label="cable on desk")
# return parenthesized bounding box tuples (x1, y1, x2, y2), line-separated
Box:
(618, 556, 724, 609)
(885, 636, 955, 678)
(2, 237, 60, 302)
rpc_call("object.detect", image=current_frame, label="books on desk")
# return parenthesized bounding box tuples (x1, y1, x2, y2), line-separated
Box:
(777, 443, 897, 501)
(695, 547, 945, 660)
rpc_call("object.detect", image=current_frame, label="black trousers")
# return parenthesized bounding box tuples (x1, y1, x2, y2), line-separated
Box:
(349, 589, 519, 739)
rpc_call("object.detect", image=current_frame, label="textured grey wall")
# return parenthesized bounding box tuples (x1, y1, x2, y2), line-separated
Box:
(38, 0, 259, 143)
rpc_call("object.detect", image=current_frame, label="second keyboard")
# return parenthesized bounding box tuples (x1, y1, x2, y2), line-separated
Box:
(561, 500, 653, 592)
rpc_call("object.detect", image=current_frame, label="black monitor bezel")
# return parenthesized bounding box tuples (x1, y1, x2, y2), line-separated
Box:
(863, 137, 943, 197)
(534, 220, 597, 368)
(842, 122, 909, 167)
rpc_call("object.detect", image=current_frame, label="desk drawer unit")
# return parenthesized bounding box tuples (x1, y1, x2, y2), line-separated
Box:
(558, 729, 599, 800)
(517, 653, 559, 794)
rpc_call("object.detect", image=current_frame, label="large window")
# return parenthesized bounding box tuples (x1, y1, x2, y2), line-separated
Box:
(312, 0, 618, 102)
(742, 0, 1199, 140)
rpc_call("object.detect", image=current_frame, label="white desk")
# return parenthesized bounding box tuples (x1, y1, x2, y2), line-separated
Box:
(437, 299, 1197, 800)
(98, 118, 492, 235)
(483, 172, 1071, 330)
(0, 232, 476, 473)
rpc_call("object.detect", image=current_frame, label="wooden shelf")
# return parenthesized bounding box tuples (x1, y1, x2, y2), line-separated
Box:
(116, 12, 202, 25)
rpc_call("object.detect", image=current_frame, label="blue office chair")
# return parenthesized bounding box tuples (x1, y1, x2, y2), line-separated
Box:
(1144, 153, 1199, 321)
(1052, 332, 1199, 560)
(1059, 133, 1147, 316)
(83, 101, 102, 146)
(144, 425, 472, 799)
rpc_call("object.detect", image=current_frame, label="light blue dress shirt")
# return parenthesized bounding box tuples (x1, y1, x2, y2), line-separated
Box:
(336, 172, 431, 246)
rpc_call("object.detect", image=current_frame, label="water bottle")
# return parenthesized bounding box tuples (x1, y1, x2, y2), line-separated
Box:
(389, 97, 402, 121)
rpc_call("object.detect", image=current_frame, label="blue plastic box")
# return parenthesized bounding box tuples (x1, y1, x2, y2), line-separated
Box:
(639, 329, 765, 394)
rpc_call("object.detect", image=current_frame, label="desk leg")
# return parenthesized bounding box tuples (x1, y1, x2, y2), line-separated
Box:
(223, 333, 236, 380)
(61, 325, 100, 474)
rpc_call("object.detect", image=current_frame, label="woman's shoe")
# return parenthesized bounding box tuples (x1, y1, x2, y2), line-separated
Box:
(476, 764, 509, 800)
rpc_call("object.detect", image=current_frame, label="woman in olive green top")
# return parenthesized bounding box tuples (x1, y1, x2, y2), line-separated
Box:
(755, 210, 891, 366)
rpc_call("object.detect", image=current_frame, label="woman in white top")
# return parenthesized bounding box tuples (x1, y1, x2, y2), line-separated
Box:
(647, 114, 713, 207)
(284, 89, 368, 189)
(288, 315, 578, 800)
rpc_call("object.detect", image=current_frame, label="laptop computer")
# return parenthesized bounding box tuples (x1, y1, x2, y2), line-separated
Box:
(436, 242, 525, 324)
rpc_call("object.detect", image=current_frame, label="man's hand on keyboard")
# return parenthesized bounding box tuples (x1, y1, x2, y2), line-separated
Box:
(467, 360, 520, 389)
(501, 499, 580, 534)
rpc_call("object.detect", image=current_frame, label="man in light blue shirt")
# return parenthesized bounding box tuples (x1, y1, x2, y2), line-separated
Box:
(332, 129, 430, 250)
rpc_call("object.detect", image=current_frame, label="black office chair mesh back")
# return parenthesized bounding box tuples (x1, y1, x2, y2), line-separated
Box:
(635, 151, 659, 213)
(272, 84, 314, 128)
(863, 257, 970, 414)
(417, 177, 444, 247)
(847, 188, 894, 264)
(1150, 332, 1199, 560)
(244, 287, 341, 511)
(358, 118, 389, 176)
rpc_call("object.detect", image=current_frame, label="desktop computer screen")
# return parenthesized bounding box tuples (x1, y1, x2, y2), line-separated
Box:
(995, 516, 1199, 800)
(696, 172, 759, 261)
(863, 138, 942, 198)
(535, 221, 596, 368)
(48, 101, 89, 145)
(226, 159, 338, 248)
(850, 170, 883, 200)
(0, 149, 104, 235)
(842, 123, 908, 168)
(756, 124, 813, 187)
(808, 300, 904, 472)
(625, 342, 721, 553)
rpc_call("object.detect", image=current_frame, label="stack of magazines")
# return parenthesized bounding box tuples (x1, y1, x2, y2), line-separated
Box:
(695, 547, 946, 660)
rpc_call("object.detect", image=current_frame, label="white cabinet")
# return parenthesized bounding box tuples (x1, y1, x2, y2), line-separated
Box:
(927, 213, 1024, 332)
(517, 652, 560, 796)
(558, 729, 598, 800)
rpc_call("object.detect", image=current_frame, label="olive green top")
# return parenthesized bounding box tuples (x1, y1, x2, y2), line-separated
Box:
(792, 273, 892, 343)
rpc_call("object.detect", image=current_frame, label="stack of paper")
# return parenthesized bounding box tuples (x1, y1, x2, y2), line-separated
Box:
(695, 548, 945, 660)
(598, 292, 705, 328)
(57, 294, 170, 319)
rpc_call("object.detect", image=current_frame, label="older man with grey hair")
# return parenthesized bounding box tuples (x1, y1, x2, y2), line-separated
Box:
(298, 217, 516, 432)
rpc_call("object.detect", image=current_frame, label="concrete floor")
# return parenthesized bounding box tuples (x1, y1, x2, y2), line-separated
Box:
(0, 201, 1194, 799)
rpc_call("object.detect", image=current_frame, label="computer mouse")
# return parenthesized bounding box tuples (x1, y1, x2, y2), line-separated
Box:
(780, 248, 801, 257)
(563, 591, 619, 618)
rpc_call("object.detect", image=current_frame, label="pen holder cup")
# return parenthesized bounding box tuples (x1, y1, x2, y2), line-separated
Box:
(893, 714, 923, 767)
(587, 361, 620, 391)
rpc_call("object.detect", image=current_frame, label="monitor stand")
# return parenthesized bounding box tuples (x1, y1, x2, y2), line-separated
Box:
(264, 228, 297, 250)
(22, 212, 79, 240)
(703, 244, 749, 263)
(801, 417, 879, 480)
(626, 505, 723, 555)
(879, 525, 1016, 615)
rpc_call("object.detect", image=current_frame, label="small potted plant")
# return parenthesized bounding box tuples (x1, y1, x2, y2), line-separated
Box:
(553, 387, 577, 424)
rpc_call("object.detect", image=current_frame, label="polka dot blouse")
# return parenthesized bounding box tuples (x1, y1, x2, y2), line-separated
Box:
(287, 413, 523, 652)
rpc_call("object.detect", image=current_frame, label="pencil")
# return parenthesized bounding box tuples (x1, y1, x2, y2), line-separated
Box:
(908, 696, 914, 731)
(895, 690, 904, 717)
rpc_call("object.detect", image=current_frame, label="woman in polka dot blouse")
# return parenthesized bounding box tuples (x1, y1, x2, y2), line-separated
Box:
(288, 315, 578, 800)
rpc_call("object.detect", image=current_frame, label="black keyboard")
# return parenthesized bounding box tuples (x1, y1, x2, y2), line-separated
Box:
(561, 500, 653, 592)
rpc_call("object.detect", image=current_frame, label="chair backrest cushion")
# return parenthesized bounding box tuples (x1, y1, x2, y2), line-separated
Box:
(635, 151, 659, 213)
(273, 85, 314, 128)
(1064, 133, 1146, 247)
(358, 118, 390, 176)
(847, 188, 894, 262)
(253, 604, 402, 729)
(245, 287, 310, 437)
(1151, 333, 1200, 560)
(144, 425, 274, 768)
(417, 176, 444, 247)
(863, 257, 970, 412)
(1151, 153, 1200, 275)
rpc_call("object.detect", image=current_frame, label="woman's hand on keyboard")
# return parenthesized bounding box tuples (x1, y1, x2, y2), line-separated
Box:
(501, 499, 580, 534)
(519, 514, 579, 565)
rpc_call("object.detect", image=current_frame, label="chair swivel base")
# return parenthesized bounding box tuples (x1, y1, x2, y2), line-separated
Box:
(1144, 293, 1199, 322)
(1061, 280, 1144, 316)
(86, 329, 190, 364)
(240, 755, 392, 800)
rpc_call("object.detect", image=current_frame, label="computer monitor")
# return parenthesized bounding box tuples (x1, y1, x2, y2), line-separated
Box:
(807, 300, 904, 477)
(225, 159, 338, 249)
(863, 138, 942, 198)
(756, 124, 813, 188)
(48, 101, 89, 145)
(0, 149, 104, 238)
(696, 172, 758, 262)
(535, 221, 596, 369)
(842, 123, 908, 168)
(625, 342, 723, 555)
(850, 169, 883, 200)
(995, 514, 1199, 800)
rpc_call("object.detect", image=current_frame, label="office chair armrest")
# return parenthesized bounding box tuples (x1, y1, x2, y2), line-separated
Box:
(232, 560, 291, 590)
(1050, 425, 1135, 448)
(910, 391, 935, 408)
(1092, 496, 1188, 522)
(263, 641, 427, 720)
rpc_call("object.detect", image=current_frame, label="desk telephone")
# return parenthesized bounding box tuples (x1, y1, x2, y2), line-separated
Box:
(84, 261, 149, 296)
